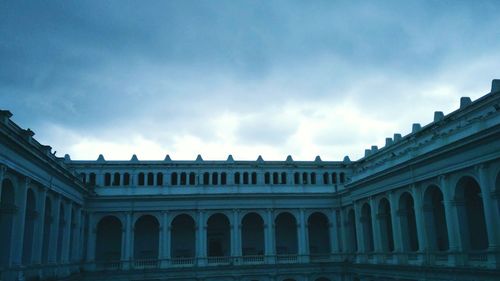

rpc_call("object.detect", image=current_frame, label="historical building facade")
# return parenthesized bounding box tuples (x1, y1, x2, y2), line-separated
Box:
(1, 80, 499, 281)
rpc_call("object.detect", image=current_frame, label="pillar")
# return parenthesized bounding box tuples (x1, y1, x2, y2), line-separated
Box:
(232, 209, 241, 257)
(33, 187, 47, 264)
(264, 209, 275, 263)
(72, 207, 82, 262)
(48, 195, 61, 263)
(329, 208, 340, 254)
(196, 211, 206, 265)
(388, 192, 403, 262)
(370, 198, 382, 256)
(85, 213, 96, 270)
(160, 211, 170, 267)
(411, 186, 426, 256)
(440, 175, 460, 266)
(477, 165, 500, 267)
(10, 176, 29, 266)
(298, 209, 308, 262)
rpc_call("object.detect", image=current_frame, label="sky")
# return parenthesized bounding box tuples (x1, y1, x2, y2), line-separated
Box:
(1, 0, 499, 161)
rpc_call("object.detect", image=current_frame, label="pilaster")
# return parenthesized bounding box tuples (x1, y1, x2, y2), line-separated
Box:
(10, 176, 29, 266)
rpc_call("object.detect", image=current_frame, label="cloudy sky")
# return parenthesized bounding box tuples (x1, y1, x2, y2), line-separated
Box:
(1, 1, 499, 161)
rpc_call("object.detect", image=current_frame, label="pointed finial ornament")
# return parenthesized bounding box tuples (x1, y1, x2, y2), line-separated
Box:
(343, 156, 351, 163)
(131, 154, 139, 162)
(64, 154, 71, 161)
(314, 155, 322, 162)
(97, 154, 105, 162)
(227, 154, 234, 162)
(164, 154, 172, 162)
(256, 155, 264, 163)
(196, 154, 203, 162)
(286, 155, 293, 162)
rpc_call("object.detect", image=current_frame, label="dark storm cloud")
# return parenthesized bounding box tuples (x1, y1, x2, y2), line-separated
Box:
(1, 0, 499, 159)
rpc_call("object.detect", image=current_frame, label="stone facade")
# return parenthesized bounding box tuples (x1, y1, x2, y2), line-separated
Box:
(0, 80, 499, 281)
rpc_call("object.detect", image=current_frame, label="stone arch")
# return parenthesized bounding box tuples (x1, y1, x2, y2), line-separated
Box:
(346, 209, 358, 252)
(171, 214, 195, 258)
(41, 196, 52, 263)
(22, 188, 37, 264)
(308, 212, 330, 255)
(134, 215, 160, 259)
(96, 215, 122, 262)
(423, 185, 449, 251)
(0, 178, 15, 266)
(241, 212, 265, 256)
(207, 213, 231, 257)
(275, 212, 298, 255)
(455, 176, 488, 251)
(113, 172, 120, 186)
(189, 172, 196, 185)
(378, 197, 394, 252)
(361, 203, 374, 252)
(399, 192, 419, 252)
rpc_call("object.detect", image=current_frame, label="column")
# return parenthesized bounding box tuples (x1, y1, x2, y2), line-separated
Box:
(33, 187, 47, 264)
(60, 201, 72, 276)
(232, 209, 241, 258)
(196, 211, 206, 265)
(411, 185, 426, 262)
(48, 195, 61, 263)
(388, 192, 403, 262)
(440, 175, 461, 266)
(264, 209, 275, 263)
(85, 213, 96, 270)
(298, 209, 308, 262)
(329, 209, 340, 255)
(339, 209, 348, 254)
(477, 165, 500, 267)
(370, 198, 382, 260)
(10, 176, 29, 266)
(160, 211, 170, 267)
(354, 203, 365, 264)
(122, 212, 132, 269)
(72, 207, 82, 262)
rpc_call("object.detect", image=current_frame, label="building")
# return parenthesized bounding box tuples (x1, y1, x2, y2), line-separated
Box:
(0, 80, 499, 281)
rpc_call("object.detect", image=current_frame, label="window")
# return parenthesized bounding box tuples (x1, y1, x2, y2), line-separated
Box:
(243, 172, 249, 184)
(180, 172, 187, 185)
(264, 172, 270, 184)
(104, 173, 111, 186)
(147, 172, 154, 185)
(234, 172, 241, 185)
(157, 173, 163, 186)
(113, 173, 120, 186)
(251, 172, 257, 184)
(189, 172, 196, 185)
(221, 172, 227, 185)
(204, 172, 210, 185)
(171, 172, 178, 185)
(281, 172, 287, 184)
(123, 173, 130, 186)
(138, 172, 145, 186)
(212, 172, 218, 185)
(273, 172, 279, 184)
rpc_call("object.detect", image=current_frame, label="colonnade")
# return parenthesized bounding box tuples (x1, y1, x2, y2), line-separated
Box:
(0, 167, 84, 275)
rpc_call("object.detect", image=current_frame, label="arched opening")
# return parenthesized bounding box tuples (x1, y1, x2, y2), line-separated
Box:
(204, 172, 210, 185)
(171, 172, 178, 185)
(275, 212, 298, 255)
(323, 172, 329, 184)
(0, 179, 15, 266)
(134, 215, 160, 260)
(234, 172, 240, 184)
(265, 172, 270, 184)
(251, 172, 257, 184)
(281, 172, 287, 184)
(455, 176, 488, 251)
(212, 173, 219, 185)
(332, 173, 337, 184)
(294, 172, 300, 184)
(123, 173, 130, 186)
(180, 172, 187, 185)
(41, 197, 52, 263)
(104, 173, 111, 186)
(399, 192, 419, 252)
(243, 172, 249, 184)
(189, 172, 196, 185)
(310, 173, 316, 184)
(273, 172, 279, 184)
(138, 172, 145, 186)
(347, 209, 358, 252)
(340, 172, 345, 183)
(423, 185, 449, 251)
(157, 173, 163, 186)
(378, 198, 394, 252)
(361, 203, 374, 252)
(81, 173, 87, 185)
(221, 172, 227, 185)
(171, 214, 195, 258)
(22, 189, 37, 264)
(89, 173, 96, 186)
(241, 213, 264, 256)
(308, 212, 330, 255)
(302, 172, 308, 184)
(113, 172, 120, 186)
(95, 216, 122, 262)
(147, 172, 154, 185)
(207, 213, 230, 257)
(57, 203, 65, 262)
